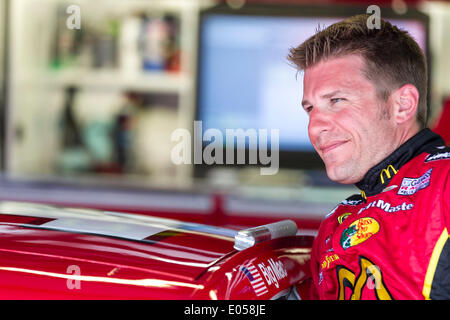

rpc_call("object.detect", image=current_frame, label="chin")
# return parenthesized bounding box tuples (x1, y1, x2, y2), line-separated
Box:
(324, 163, 359, 185)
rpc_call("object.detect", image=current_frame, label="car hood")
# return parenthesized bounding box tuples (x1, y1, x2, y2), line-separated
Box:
(0, 201, 237, 283)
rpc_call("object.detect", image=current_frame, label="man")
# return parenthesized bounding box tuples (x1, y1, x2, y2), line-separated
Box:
(288, 14, 449, 299)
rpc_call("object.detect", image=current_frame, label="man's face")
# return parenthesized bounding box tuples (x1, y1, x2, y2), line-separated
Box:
(302, 54, 396, 184)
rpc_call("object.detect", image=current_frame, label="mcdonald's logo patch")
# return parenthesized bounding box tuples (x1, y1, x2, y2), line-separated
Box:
(379, 165, 398, 184)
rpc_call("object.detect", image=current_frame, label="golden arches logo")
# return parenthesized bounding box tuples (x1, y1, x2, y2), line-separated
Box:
(379, 165, 398, 184)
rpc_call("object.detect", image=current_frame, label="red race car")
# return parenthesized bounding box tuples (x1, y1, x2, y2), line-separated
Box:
(0, 201, 313, 300)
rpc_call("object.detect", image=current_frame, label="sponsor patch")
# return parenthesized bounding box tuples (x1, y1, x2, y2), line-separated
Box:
(340, 217, 380, 250)
(341, 199, 364, 206)
(397, 168, 432, 196)
(321, 253, 340, 271)
(379, 165, 398, 184)
(425, 151, 450, 162)
(358, 199, 414, 214)
(338, 212, 352, 224)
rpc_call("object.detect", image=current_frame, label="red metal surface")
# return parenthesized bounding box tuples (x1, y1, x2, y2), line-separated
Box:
(0, 225, 227, 299)
(0, 201, 313, 299)
(198, 236, 314, 300)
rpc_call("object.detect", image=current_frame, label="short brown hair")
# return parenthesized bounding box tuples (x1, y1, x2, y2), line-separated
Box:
(287, 14, 428, 128)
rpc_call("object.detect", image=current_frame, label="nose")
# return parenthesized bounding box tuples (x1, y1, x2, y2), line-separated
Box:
(308, 107, 333, 140)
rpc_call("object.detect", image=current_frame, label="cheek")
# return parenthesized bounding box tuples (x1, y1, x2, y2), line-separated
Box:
(337, 108, 372, 137)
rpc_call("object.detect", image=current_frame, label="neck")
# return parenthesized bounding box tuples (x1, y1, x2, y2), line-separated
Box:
(391, 122, 421, 154)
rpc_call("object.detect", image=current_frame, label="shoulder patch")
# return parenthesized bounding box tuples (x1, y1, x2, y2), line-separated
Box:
(425, 146, 450, 163)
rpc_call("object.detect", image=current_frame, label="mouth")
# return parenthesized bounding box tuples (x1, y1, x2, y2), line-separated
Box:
(319, 140, 349, 154)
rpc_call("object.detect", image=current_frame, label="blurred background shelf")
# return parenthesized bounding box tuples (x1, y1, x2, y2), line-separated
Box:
(41, 70, 191, 93)
(5, 0, 212, 185)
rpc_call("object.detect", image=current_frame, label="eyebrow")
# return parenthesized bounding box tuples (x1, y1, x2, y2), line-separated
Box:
(301, 90, 345, 107)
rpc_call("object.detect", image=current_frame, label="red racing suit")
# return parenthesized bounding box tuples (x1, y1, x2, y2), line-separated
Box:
(310, 128, 450, 300)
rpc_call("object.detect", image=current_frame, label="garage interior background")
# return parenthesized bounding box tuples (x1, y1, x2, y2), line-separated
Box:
(0, 0, 449, 232)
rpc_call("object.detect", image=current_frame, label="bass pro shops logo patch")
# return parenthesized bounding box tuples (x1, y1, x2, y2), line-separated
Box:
(397, 168, 432, 196)
(340, 217, 380, 250)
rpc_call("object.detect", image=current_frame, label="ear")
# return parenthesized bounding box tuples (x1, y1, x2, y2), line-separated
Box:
(391, 84, 419, 125)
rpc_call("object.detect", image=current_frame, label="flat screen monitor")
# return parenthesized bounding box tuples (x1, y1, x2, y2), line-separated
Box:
(195, 4, 429, 175)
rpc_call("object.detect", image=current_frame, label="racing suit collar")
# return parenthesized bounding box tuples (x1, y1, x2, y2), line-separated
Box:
(355, 128, 445, 199)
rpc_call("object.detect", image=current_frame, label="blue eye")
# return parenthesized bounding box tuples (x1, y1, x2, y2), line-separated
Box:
(331, 98, 344, 104)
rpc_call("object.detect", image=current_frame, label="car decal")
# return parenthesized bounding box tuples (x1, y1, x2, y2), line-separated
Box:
(240, 262, 268, 297)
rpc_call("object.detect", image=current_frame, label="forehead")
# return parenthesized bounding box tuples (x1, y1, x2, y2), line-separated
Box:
(303, 54, 373, 95)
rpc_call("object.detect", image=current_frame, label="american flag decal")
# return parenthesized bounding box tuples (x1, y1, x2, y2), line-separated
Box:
(240, 263, 268, 296)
